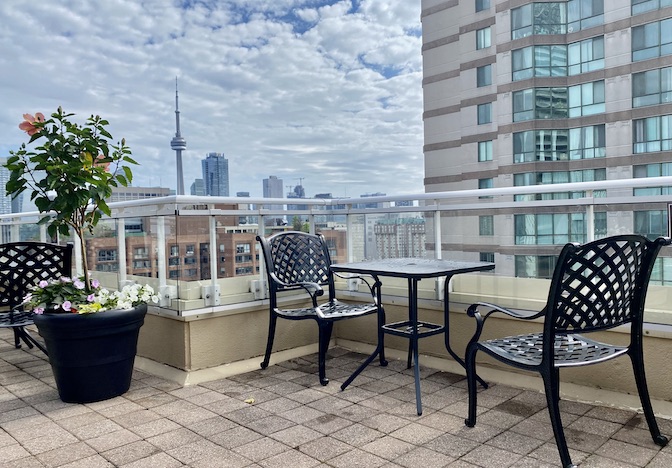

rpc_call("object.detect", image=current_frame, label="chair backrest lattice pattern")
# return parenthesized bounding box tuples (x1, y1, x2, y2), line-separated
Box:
(261, 232, 332, 292)
(548, 235, 666, 334)
(0, 242, 73, 310)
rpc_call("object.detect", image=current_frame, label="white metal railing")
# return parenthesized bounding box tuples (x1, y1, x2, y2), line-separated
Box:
(2, 176, 672, 322)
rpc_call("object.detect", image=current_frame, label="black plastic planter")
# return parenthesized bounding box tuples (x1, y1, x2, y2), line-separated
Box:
(33, 304, 147, 403)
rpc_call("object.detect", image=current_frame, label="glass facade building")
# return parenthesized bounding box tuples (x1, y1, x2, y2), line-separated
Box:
(421, 0, 672, 278)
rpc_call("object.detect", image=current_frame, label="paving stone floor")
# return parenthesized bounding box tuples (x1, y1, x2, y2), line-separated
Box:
(2, 329, 672, 467)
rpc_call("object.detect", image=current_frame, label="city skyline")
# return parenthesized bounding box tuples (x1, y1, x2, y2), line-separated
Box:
(0, 1, 424, 199)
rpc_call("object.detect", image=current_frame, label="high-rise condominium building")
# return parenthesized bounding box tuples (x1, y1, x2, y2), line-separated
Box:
(201, 153, 230, 197)
(263, 175, 285, 226)
(421, 0, 672, 278)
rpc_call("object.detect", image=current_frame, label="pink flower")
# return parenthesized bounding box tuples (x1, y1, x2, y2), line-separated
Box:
(34, 307, 44, 315)
(62, 301, 72, 311)
(38, 280, 49, 288)
(74, 279, 85, 290)
(18, 113, 45, 136)
(87, 294, 95, 302)
(95, 155, 111, 172)
(91, 279, 100, 288)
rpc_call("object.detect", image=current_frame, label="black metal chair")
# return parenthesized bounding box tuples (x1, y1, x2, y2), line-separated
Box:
(0, 242, 73, 354)
(464, 235, 670, 468)
(257, 231, 380, 385)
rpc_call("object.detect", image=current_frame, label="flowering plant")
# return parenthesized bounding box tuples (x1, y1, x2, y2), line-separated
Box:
(4, 107, 137, 292)
(24, 277, 159, 315)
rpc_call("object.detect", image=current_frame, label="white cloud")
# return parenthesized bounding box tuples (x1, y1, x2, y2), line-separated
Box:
(0, 0, 423, 198)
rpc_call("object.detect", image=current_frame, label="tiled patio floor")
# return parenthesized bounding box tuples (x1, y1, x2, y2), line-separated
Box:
(2, 330, 672, 467)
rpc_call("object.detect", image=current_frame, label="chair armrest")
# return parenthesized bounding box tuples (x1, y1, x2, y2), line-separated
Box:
(332, 271, 380, 305)
(466, 302, 545, 348)
(268, 272, 324, 303)
(467, 302, 545, 321)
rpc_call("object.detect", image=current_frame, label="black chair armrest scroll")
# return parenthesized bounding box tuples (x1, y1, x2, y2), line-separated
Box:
(466, 302, 545, 347)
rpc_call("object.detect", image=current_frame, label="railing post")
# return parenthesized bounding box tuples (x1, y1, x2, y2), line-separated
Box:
(156, 215, 168, 293)
(433, 202, 444, 300)
(39, 224, 47, 243)
(346, 204, 354, 262)
(11, 220, 19, 242)
(117, 218, 128, 285)
(586, 190, 595, 242)
(206, 213, 220, 305)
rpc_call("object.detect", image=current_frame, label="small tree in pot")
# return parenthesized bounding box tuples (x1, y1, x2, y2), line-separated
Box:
(5, 107, 138, 300)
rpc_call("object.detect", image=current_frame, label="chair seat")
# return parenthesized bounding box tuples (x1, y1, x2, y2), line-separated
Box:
(480, 332, 629, 368)
(275, 300, 377, 320)
(0, 310, 35, 328)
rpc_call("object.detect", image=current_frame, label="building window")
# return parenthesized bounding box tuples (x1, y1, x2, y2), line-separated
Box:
(512, 45, 567, 80)
(513, 169, 606, 200)
(512, 87, 568, 122)
(512, 37, 603, 81)
(478, 178, 493, 198)
(514, 125, 605, 163)
(97, 249, 117, 262)
(567, 0, 604, 32)
(477, 103, 492, 124)
(168, 257, 180, 266)
(568, 81, 605, 117)
(511, 2, 602, 40)
(632, 68, 672, 108)
(633, 115, 672, 153)
(184, 257, 197, 265)
(476, 64, 492, 87)
(633, 163, 672, 195)
(514, 129, 567, 162)
(515, 212, 606, 245)
(480, 252, 495, 263)
(476, 0, 490, 12)
(170, 245, 179, 256)
(236, 243, 251, 254)
(568, 36, 604, 75)
(133, 247, 148, 258)
(476, 27, 491, 49)
(632, 18, 672, 61)
(569, 125, 606, 159)
(515, 255, 558, 279)
(186, 244, 195, 255)
(478, 141, 493, 161)
(169, 270, 180, 279)
(633, 0, 672, 15)
(479, 215, 494, 236)
(634, 210, 668, 238)
(511, 3, 567, 40)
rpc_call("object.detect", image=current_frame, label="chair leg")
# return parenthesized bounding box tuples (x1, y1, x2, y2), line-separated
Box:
(378, 306, 388, 366)
(630, 351, 669, 446)
(464, 343, 479, 427)
(318, 322, 333, 386)
(12, 327, 23, 349)
(260, 314, 278, 370)
(542, 369, 576, 468)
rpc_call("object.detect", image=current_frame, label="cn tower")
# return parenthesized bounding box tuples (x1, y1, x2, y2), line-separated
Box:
(170, 78, 187, 195)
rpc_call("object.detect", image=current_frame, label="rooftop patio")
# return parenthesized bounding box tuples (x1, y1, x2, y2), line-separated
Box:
(2, 328, 672, 468)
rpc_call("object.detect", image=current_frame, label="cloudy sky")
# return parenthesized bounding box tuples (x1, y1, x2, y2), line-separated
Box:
(0, 0, 424, 199)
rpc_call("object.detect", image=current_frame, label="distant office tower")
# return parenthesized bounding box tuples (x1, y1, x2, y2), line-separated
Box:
(263, 176, 284, 225)
(0, 158, 13, 215)
(263, 175, 283, 199)
(201, 153, 229, 196)
(191, 179, 205, 196)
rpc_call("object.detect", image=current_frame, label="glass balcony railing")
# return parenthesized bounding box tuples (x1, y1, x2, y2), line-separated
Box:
(2, 177, 672, 326)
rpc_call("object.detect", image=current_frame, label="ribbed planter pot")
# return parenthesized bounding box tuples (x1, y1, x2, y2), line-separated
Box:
(33, 304, 147, 403)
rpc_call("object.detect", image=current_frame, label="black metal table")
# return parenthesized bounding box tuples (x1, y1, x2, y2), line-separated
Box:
(331, 257, 495, 415)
